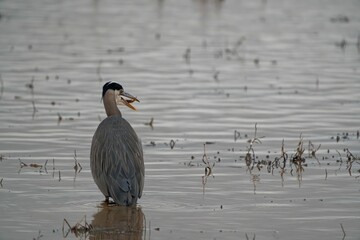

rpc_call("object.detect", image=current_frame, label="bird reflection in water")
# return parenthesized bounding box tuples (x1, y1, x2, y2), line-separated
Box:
(90, 203, 145, 240)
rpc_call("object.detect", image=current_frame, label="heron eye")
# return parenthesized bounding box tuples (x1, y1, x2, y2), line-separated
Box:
(115, 90, 124, 98)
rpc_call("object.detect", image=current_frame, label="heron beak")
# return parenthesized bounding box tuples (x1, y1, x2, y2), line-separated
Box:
(116, 91, 140, 111)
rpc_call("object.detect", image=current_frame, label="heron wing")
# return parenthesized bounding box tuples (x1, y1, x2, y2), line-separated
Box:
(90, 115, 144, 205)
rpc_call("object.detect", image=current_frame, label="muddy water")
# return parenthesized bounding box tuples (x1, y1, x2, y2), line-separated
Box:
(0, 0, 359, 239)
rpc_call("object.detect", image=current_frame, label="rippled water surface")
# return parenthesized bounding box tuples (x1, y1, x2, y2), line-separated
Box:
(0, 0, 359, 239)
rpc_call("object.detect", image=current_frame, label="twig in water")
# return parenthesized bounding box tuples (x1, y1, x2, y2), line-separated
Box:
(245, 233, 256, 240)
(144, 118, 154, 129)
(340, 223, 346, 240)
(0, 178, 3, 188)
(26, 77, 37, 118)
(213, 70, 220, 82)
(247, 123, 264, 148)
(202, 144, 215, 195)
(169, 140, 175, 150)
(251, 174, 260, 195)
(33, 230, 43, 240)
(183, 48, 191, 64)
(41, 159, 48, 174)
(0, 74, 4, 100)
(234, 130, 241, 142)
(52, 159, 56, 178)
(18, 160, 45, 173)
(73, 150, 82, 173)
(31, 100, 37, 119)
(73, 150, 82, 182)
(345, 148, 359, 176)
(291, 134, 306, 187)
(325, 169, 328, 180)
(272, 139, 288, 176)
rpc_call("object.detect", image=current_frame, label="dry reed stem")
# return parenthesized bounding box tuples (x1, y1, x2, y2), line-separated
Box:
(245, 123, 265, 172)
(63, 215, 93, 238)
(291, 134, 306, 186)
(308, 140, 321, 165)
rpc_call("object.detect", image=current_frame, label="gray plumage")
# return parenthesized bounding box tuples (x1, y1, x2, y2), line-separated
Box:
(90, 81, 144, 206)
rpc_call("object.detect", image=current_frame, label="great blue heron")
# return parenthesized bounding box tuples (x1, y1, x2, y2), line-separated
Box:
(90, 81, 144, 206)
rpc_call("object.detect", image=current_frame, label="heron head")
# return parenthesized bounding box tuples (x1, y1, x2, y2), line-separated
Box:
(102, 81, 139, 110)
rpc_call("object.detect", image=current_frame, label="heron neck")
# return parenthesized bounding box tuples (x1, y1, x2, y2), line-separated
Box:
(103, 90, 121, 117)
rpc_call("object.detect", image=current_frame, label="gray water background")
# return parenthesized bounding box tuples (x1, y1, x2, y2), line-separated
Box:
(0, 0, 359, 239)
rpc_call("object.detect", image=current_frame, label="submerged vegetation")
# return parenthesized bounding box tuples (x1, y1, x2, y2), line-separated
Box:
(187, 124, 360, 195)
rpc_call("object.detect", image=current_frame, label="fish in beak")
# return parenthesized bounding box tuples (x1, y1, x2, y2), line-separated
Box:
(115, 90, 140, 110)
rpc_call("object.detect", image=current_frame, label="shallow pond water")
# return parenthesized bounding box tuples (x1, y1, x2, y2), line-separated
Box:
(0, 0, 359, 239)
